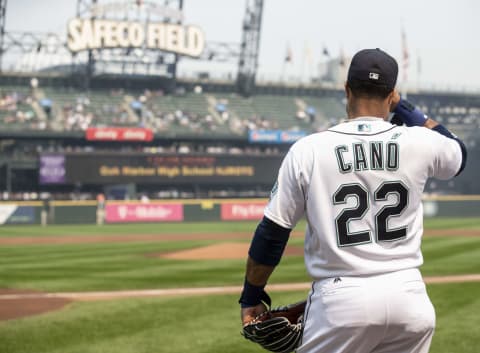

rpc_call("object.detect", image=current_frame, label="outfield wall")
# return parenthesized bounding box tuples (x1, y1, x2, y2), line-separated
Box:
(0, 196, 479, 226)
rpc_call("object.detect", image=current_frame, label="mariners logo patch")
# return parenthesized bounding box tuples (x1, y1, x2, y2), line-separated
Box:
(358, 124, 371, 132)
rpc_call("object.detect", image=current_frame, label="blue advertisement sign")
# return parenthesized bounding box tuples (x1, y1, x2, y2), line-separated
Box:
(248, 130, 307, 144)
(0, 206, 36, 225)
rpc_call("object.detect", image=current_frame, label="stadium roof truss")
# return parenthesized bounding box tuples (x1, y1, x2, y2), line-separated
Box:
(0, 0, 261, 94)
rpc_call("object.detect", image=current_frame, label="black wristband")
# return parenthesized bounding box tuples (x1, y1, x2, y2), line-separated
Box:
(432, 124, 467, 176)
(432, 124, 455, 139)
(238, 278, 272, 308)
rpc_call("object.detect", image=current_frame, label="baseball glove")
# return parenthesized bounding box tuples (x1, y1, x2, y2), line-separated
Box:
(242, 300, 307, 353)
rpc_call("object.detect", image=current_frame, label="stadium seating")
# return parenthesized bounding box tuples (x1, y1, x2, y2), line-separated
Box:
(409, 93, 480, 145)
(2, 84, 480, 139)
(0, 86, 38, 129)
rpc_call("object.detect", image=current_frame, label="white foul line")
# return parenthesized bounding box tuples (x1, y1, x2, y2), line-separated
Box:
(1, 275, 479, 301)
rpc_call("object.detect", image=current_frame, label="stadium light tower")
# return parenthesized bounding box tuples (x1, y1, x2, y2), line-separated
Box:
(75, 0, 98, 89)
(76, 0, 94, 17)
(236, 0, 264, 97)
(0, 0, 7, 72)
(73, 0, 185, 88)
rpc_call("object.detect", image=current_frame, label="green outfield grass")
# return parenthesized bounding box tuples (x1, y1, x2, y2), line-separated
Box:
(0, 218, 479, 353)
(1, 285, 479, 353)
(0, 219, 479, 291)
(0, 216, 476, 238)
(0, 221, 264, 237)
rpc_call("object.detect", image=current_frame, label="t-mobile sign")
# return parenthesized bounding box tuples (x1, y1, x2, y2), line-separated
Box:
(105, 203, 184, 223)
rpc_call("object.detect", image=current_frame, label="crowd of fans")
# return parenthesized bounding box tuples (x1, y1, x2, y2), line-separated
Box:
(61, 96, 95, 131)
(2, 85, 480, 135)
(0, 89, 43, 129)
(0, 190, 273, 202)
(0, 139, 282, 160)
(0, 187, 271, 202)
(1, 85, 310, 135)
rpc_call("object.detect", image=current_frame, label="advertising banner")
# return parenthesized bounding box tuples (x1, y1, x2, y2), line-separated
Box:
(248, 130, 307, 144)
(39, 154, 66, 184)
(105, 203, 183, 223)
(248, 130, 279, 143)
(0, 205, 16, 224)
(0, 205, 36, 225)
(221, 202, 266, 221)
(280, 130, 308, 143)
(64, 153, 283, 185)
(85, 127, 154, 142)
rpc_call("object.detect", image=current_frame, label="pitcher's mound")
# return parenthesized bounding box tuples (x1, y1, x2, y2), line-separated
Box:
(159, 242, 303, 260)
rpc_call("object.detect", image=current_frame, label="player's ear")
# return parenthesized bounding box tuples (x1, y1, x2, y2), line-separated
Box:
(386, 89, 396, 110)
(344, 82, 351, 99)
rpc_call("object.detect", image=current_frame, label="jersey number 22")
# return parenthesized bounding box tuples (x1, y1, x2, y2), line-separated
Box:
(333, 181, 408, 247)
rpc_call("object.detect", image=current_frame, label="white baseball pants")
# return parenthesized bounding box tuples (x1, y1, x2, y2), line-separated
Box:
(297, 268, 435, 353)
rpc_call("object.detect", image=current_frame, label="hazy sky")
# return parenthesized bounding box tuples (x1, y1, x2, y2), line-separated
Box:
(5, 0, 480, 91)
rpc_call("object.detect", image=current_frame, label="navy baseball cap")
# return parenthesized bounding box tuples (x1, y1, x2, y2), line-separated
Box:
(347, 48, 398, 90)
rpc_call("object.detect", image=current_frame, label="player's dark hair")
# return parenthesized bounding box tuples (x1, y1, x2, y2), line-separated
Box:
(347, 80, 393, 100)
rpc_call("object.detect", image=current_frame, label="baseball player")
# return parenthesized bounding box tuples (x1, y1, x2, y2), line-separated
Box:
(239, 48, 467, 353)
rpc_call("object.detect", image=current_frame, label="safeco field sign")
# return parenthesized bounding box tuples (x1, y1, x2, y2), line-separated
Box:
(67, 18, 205, 57)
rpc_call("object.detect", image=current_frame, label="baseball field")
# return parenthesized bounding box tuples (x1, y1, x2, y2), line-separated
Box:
(0, 217, 479, 353)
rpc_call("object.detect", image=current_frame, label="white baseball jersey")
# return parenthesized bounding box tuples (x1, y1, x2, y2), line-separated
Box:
(265, 117, 462, 279)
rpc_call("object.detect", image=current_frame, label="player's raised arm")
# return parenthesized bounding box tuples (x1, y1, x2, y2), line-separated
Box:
(390, 91, 467, 176)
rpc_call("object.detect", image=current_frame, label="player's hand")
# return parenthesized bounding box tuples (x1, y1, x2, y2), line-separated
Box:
(389, 90, 401, 112)
(241, 302, 268, 326)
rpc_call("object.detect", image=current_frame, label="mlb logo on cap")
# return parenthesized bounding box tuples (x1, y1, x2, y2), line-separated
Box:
(347, 48, 399, 90)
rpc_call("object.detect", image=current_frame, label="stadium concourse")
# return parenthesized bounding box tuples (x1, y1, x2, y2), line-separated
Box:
(1, 75, 480, 201)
